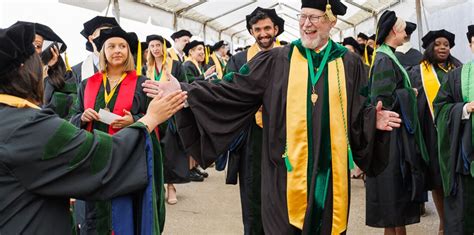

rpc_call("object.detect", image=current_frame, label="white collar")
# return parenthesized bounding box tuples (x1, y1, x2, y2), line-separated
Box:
(92, 53, 100, 67)
(396, 42, 412, 54)
(316, 41, 329, 52)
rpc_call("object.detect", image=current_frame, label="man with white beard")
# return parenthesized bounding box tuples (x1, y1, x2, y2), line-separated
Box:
(143, 0, 402, 233)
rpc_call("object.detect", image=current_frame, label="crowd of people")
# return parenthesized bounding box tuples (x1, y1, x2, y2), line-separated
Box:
(1, 0, 474, 234)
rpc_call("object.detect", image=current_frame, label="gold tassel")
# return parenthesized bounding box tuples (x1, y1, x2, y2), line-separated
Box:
(64, 52, 72, 71)
(136, 40, 142, 76)
(325, 1, 336, 22)
(205, 46, 210, 65)
(162, 40, 167, 66)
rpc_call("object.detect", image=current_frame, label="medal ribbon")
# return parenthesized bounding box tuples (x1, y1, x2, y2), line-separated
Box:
(102, 72, 127, 109)
(305, 41, 332, 96)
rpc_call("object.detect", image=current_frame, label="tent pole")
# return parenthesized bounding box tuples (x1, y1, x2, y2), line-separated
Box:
(416, 0, 424, 51)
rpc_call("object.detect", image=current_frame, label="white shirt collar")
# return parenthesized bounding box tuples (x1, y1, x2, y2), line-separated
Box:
(92, 53, 100, 68)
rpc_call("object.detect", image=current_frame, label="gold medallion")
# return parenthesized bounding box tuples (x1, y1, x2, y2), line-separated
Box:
(311, 93, 318, 105)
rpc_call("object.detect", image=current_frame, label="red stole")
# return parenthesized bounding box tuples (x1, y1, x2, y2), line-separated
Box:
(84, 71, 138, 135)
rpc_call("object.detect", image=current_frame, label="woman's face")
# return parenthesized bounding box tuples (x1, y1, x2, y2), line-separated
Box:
(433, 37, 450, 62)
(33, 34, 44, 54)
(104, 37, 129, 67)
(149, 40, 163, 58)
(190, 45, 205, 62)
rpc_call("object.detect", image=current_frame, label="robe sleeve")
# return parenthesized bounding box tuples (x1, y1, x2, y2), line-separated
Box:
(175, 50, 275, 168)
(42, 77, 54, 107)
(131, 75, 148, 122)
(433, 68, 467, 196)
(3, 109, 149, 200)
(369, 55, 404, 109)
(69, 79, 87, 127)
(345, 52, 385, 176)
(225, 53, 240, 74)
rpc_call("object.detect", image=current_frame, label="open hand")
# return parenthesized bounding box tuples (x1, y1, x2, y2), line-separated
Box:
(143, 71, 181, 98)
(375, 101, 402, 131)
(147, 90, 188, 125)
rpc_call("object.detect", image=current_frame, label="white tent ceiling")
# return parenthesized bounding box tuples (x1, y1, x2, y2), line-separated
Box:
(59, 0, 402, 43)
(59, 0, 472, 55)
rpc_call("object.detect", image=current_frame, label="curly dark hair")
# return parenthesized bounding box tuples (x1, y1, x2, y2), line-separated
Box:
(422, 41, 462, 68)
(0, 54, 44, 104)
(249, 11, 276, 28)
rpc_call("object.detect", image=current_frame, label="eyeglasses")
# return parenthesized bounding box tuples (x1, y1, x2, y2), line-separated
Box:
(297, 14, 327, 24)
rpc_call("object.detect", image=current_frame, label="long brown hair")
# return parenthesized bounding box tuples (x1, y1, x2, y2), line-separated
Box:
(146, 43, 169, 79)
(0, 54, 44, 104)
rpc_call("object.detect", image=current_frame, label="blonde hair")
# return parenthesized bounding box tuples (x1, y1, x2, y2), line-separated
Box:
(393, 18, 406, 33)
(99, 43, 135, 73)
(146, 45, 169, 79)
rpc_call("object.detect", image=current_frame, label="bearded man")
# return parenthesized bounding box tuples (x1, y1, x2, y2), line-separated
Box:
(144, 0, 401, 233)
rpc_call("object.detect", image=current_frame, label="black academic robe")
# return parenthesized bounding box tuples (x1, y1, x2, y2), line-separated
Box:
(223, 47, 264, 235)
(43, 71, 78, 120)
(366, 51, 425, 228)
(395, 48, 423, 68)
(175, 45, 373, 234)
(70, 74, 151, 234)
(147, 60, 190, 184)
(433, 67, 474, 234)
(410, 64, 452, 190)
(225, 49, 248, 74)
(0, 106, 150, 235)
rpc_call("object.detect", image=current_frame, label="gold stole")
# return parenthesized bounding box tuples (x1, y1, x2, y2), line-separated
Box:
(286, 48, 349, 233)
(420, 62, 441, 119)
(190, 59, 203, 75)
(210, 53, 224, 79)
(0, 94, 41, 109)
(247, 42, 282, 128)
(168, 48, 187, 62)
(151, 58, 174, 82)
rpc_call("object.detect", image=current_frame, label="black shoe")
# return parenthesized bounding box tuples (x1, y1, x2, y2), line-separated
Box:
(194, 167, 209, 178)
(188, 169, 204, 182)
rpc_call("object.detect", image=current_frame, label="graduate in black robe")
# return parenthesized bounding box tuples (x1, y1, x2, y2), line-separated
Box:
(145, 34, 189, 205)
(207, 40, 227, 79)
(70, 27, 164, 234)
(0, 22, 187, 235)
(28, 22, 78, 120)
(168, 30, 192, 63)
(71, 16, 119, 86)
(433, 25, 474, 234)
(366, 11, 428, 233)
(179, 40, 215, 83)
(395, 21, 423, 68)
(221, 7, 284, 235)
(409, 29, 462, 233)
(143, 1, 400, 233)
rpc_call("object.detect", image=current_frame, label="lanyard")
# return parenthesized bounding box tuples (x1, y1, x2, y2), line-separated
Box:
(305, 41, 332, 88)
(102, 72, 127, 109)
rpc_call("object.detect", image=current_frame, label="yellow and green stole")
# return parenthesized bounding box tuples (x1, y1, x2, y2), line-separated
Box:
(285, 39, 352, 233)
(420, 61, 442, 119)
(152, 58, 174, 82)
(461, 62, 474, 161)
(210, 53, 224, 79)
